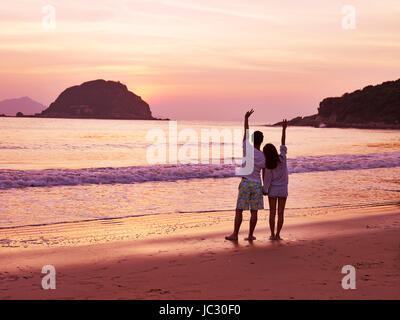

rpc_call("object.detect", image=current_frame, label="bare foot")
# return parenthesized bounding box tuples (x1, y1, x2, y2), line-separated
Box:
(225, 234, 238, 241)
(275, 235, 282, 240)
(244, 236, 256, 241)
(269, 235, 275, 240)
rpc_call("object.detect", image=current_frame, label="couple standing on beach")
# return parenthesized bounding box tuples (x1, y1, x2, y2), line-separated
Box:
(226, 109, 288, 242)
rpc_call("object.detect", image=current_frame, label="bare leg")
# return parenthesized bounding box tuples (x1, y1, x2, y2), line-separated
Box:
(225, 208, 243, 241)
(245, 210, 258, 241)
(268, 197, 277, 240)
(276, 197, 287, 240)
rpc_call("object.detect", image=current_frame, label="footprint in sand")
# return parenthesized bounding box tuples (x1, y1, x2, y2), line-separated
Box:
(147, 288, 170, 294)
(200, 258, 216, 263)
(7, 275, 19, 281)
(361, 275, 371, 281)
(117, 259, 128, 263)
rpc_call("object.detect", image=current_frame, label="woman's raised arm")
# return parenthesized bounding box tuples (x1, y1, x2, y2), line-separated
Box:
(281, 119, 287, 146)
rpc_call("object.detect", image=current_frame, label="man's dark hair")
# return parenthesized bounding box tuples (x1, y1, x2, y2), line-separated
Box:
(252, 131, 264, 146)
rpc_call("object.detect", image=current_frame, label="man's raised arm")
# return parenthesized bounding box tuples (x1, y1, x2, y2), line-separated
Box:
(243, 109, 254, 141)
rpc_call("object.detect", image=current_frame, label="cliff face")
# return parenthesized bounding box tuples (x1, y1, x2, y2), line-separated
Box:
(318, 79, 400, 125)
(39, 80, 155, 120)
(279, 79, 400, 129)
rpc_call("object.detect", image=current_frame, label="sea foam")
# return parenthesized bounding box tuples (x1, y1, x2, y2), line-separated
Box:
(0, 152, 399, 189)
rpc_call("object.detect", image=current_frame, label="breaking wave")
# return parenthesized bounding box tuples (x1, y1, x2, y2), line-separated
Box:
(0, 152, 399, 189)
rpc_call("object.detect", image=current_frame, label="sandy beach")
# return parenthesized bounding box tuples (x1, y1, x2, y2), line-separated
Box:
(0, 204, 399, 300)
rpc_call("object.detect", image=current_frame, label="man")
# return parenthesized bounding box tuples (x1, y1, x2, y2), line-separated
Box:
(226, 109, 265, 241)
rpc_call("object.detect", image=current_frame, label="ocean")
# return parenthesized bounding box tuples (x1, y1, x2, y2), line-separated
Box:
(0, 117, 399, 228)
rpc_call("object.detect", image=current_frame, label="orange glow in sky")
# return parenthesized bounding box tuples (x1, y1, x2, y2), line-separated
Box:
(0, 0, 399, 121)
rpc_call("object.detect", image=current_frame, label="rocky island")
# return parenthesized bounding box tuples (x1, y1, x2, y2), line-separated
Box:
(38, 79, 156, 120)
(276, 79, 400, 129)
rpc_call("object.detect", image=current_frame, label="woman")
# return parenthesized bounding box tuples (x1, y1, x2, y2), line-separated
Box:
(262, 119, 288, 240)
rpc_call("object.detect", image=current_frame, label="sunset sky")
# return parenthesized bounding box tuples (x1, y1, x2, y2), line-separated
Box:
(0, 0, 399, 121)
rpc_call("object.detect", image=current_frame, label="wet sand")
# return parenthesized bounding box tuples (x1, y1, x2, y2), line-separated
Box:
(0, 205, 399, 299)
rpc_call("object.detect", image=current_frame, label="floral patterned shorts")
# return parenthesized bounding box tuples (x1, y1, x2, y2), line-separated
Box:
(236, 178, 264, 210)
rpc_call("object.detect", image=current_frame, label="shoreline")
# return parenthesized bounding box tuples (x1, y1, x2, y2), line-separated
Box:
(1, 200, 398, 231)
(1, 204, 399, 299)
(2, 116, 399, 129)
(266, 124, 400, 130)
(0, 115, 169, 121)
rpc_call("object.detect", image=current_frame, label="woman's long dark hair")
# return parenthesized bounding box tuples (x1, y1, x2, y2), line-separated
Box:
(263, 143, 280, 169)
